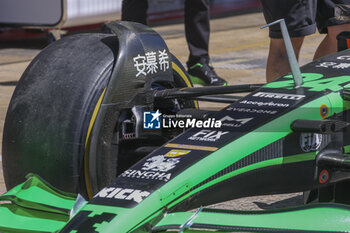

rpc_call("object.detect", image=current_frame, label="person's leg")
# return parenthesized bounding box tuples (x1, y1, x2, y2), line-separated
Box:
(121, 0, 148, 25)
(314, 24, 350, 59)
(314, 1, 350, 60)
(184, 0, 210, 66)
(261, 0, 317, 82)
(266, 37, 304, 83)
(184, 0, 227, 86)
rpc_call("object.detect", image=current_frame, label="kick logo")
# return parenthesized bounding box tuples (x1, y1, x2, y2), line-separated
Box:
(143, 110, 162, 129)
(95, 187, 150, 203)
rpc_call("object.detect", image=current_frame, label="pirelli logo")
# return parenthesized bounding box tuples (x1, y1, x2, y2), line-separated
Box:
(253, 92, 305, 100)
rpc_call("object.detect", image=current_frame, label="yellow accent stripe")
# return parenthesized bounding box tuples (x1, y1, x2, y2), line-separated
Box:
(84, 88, 107, 199)
(165, 143, 218, 152)
(171, 61, 199, 109)
(172, 61, 191, 87)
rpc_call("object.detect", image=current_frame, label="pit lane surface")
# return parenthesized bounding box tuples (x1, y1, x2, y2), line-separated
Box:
(0, 12, 324, 209)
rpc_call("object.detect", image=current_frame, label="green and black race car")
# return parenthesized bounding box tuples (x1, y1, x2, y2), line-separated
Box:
(2, 20, 350, 232)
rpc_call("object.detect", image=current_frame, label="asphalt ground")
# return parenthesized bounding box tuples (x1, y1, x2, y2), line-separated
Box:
(0, 12, 326, 209)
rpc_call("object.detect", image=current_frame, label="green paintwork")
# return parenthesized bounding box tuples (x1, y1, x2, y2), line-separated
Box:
(264, 73, 350, 91)
(2, 72, 350, 232)
(62, 90, 346, 232)
(344, 145, 350, 153)
(167, 91, 341, 209)
(185, 152, 316, 197)
(154, 204, 350, 232)
(0, 204, 69, 232)
(0, 174, 76, 232)
(1, 174, 76, 214)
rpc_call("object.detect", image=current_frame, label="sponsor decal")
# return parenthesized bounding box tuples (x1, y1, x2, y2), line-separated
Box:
(122, 169, 172, 182)
(121, 154, 179, 182)
(188, 130, 229, 142)
(264, 73, 350, 92)
(239, 99, 289, 107)
(219, 116, 253, 127)
(300, 133, 322, 152)
(142, 155, 179, 172)
(164, 143, 218, 151)
(95, 187, 150, 203)
(337, 55, 350, 61)
(69, 212, 116, 231)
(143, 110, 162, 129)
(164, 149, 191, 157)
(226, 107, 277, 115)
(133, 49, 170, 77)
(253, 92, 305, 100)
(316, 61, 350, 69)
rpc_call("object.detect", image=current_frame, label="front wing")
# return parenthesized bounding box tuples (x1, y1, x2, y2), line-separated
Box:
(1, 175, 350, 232)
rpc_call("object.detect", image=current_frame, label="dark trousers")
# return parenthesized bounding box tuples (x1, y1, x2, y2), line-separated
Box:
(122, 0, 210, 67)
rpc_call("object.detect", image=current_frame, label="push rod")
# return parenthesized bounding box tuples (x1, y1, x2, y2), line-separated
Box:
(153, 84, 263, 100)
(192, 95, 242, 103)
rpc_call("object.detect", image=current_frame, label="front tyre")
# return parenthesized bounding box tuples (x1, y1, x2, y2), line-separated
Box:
(2, 33, 196, 198)
(2, 33, 117, 195)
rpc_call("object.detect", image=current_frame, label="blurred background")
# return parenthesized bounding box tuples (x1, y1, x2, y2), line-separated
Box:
(0, 0, 261, 43)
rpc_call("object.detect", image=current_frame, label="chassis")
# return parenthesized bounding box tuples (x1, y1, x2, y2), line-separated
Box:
(2, 21, 350, 232)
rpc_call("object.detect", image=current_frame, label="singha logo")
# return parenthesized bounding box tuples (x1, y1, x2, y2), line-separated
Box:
(142, 155, 180, 172)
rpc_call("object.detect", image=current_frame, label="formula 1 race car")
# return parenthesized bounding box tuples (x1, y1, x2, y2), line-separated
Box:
(2, 19, 350, 232)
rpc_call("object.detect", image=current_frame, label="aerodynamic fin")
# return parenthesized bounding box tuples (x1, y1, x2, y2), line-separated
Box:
(153, 204, 350, 232)
(0, 174, 76, 232)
